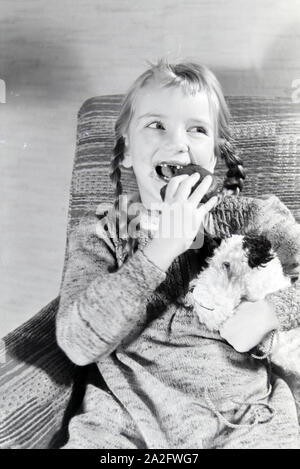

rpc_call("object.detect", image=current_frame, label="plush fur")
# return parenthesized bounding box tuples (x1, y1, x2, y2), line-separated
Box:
(185, 234, 300, 376)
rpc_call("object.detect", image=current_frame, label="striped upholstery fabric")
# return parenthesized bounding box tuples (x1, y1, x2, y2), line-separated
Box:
(1, 95, 299, 449)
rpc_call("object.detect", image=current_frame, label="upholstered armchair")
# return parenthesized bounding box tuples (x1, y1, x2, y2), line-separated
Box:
(1, 95, 299, 449)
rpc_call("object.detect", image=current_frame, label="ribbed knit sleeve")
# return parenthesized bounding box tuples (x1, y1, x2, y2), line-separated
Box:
(265, 284, 300, 331)
(211, 194, 300, 332)
(56, 211, 166, 366)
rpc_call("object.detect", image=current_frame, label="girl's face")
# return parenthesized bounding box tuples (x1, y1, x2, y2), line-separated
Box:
(122, 83, 216, 210)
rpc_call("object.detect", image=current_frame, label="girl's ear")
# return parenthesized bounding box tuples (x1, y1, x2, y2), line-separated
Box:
(122, 152, 133, 168)
(216, 138, 225, 158)
(121, 134, 133, 169)
(213, 137, 225, 167)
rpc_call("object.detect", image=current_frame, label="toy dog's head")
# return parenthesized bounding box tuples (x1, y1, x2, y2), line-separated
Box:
(188, 234, 291, 330)
(198, 234, 275, 281)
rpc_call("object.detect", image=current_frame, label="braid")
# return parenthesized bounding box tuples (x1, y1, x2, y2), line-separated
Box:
(110, 136, 138, 262)
(110, 136, 124, 200)
(219, 138, 246, 195)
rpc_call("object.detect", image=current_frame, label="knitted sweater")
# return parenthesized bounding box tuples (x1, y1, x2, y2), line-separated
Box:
(56, 192, 300, 448)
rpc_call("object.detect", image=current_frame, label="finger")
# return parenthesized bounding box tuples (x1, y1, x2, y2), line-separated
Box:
(200, 195, 219, 213)
(164, 174, 189, 202)
(200, 196, 218, 231)
(174, 172, 200, 201)
(188, 175, 212, 207)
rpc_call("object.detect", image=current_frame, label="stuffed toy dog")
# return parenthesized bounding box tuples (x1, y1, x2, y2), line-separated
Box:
(184, 233, 300, 376)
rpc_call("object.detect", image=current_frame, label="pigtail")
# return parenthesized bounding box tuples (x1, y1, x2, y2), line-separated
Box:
(110, 136, 125, 201)
(110, 136, 138, 262)
(219, 138, 246, 195)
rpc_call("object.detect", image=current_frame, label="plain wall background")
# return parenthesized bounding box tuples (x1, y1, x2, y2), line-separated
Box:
(1, 0, 300, 336)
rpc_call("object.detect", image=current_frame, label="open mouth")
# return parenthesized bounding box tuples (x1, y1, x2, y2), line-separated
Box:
(155, 162, 221, 203)
(155, 162, 186, 182)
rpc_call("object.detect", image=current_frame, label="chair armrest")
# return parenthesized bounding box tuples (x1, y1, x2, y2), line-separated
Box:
(0, 297, 87, 449)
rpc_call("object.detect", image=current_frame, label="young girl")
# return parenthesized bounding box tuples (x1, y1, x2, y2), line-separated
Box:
(56, 59, 300, 449)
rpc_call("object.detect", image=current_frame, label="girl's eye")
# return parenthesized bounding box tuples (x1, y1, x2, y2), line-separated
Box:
(147, 121, 165, 130)
(189, 126, 207, 135)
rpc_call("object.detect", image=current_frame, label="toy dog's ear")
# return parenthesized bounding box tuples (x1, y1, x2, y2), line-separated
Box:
(198, 235, 222, 270)
(203, 235, 222, 255)
(243, 234, 274, 268)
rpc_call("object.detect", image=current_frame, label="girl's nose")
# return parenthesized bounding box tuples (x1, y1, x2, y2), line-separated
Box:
(163, 129, 189, 154)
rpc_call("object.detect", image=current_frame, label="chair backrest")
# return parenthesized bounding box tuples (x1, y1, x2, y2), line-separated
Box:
(62, 95, 300, 281)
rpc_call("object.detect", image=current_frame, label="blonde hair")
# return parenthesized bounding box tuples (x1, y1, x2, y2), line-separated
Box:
(110, 59, 244, 260)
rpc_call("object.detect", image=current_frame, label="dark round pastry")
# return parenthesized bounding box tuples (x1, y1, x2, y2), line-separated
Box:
(157, 163, 221, 203)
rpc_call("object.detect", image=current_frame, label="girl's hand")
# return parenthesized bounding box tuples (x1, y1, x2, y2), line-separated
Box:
(155, 173, 218, 258)
(219, 299, 279, 353)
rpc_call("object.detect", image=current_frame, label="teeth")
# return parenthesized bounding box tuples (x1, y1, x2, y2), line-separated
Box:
(155, 162, 187, 182)
(158, 163, 185, 169)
